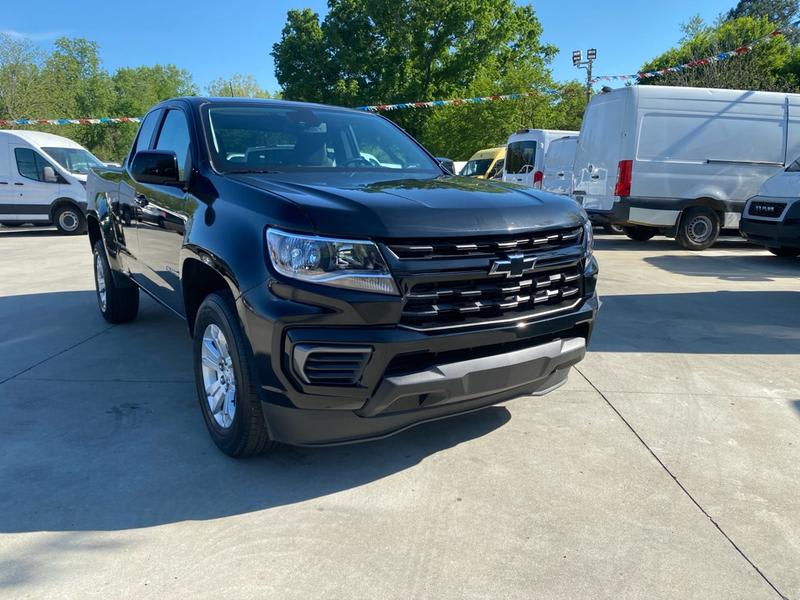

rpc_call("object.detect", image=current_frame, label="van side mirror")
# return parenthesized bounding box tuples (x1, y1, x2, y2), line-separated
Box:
(42, 165, 58, 183)
(130, 150, 181, 186)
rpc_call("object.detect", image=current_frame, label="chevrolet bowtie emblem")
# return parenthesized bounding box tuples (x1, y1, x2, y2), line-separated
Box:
(489, 253, 537, 278)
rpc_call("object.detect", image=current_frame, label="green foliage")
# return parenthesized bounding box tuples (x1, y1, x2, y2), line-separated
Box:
(0, 33, 197, 161)
(639, 16, 798, 91)
(207, 73, 273, 98)
(726, 0, 798, 26)
(272, 0, 584, 159)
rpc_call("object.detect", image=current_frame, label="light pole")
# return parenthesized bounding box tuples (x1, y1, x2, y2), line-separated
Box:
(572, 48, 597, 104)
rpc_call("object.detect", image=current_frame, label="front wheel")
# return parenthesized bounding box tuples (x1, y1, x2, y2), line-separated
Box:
(93, 240, 139, 323)
(54, 204, 87, 235)
(193, 292, 275, 457)
(768, 246, 800, 258)
(623, 225, 657, 242)
(677, 207, 720, 251)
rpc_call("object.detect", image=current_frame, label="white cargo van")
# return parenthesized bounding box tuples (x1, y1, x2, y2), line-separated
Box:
(573, 85, 800, 249)
(0, 130, 101, 234)
(541, 135, 578, 196)
(502, 128, 578, 188)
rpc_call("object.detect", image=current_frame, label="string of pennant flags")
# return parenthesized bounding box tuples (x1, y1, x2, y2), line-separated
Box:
(590, 23, 797, 83)
(1, 23, 797, 125)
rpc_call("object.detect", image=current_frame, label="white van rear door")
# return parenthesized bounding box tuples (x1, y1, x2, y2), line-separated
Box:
(504, 135, 540, 187)
(574, 92, 628, 211)
(542, 138, 577, 195)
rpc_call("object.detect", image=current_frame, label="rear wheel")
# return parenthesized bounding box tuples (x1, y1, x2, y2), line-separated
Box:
(193, 292, 275, 457)
(603, 223, 624, 235)
(623, 225, 656, 242)
(54, 204, 87, 235)
(768, 246, 800, 257)
(677, 206, 720, 251)
(93, 240, 139, 323)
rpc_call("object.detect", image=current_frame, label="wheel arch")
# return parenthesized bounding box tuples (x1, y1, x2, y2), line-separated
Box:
(49, 197, 85, 222)
(181, 252, 241, 335)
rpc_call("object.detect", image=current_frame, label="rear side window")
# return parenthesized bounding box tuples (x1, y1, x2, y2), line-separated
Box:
(506, 141, 536, 174)
(131, 110, 162, 160)
(155, 109, 192, 181)
(14, 148, 56, 182)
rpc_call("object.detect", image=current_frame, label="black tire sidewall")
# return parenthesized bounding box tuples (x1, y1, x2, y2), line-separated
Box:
(193, 293, 262, 455)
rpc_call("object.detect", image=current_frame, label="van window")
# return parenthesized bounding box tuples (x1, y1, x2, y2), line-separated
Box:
(155, 109, 192, 181)
(487, 159, 504, 179)
(786, 158, 800, 172)
(637, 114, 784, 163)
(461, 159, 492, 177)
(506, 141, 536, 174)
(14, 148, 57, 183)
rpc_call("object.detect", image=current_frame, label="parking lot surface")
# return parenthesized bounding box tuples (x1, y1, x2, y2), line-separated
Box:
(0, 227, 798, 599)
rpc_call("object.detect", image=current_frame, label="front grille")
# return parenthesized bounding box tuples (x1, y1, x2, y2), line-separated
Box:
(293, 345, 372, 386)
(401, 263, 582, 329)
(748, 201, 787, 219)
(387, 226, 583, 260)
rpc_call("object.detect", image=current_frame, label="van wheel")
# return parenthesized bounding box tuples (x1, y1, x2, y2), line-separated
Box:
(677, 207, 720, 251)
(603, 223, 624, 235)
(54, 204, 87, 235)
(768, 247, 800, 257)
(622, 225, 656, 242)
(93, 240, 139, 323)
(193, 292, 275, 457)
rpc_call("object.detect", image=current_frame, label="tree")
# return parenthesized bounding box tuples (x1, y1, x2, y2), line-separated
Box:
(271, 0, 566, 158)
(207, 73, 272, 98)
(0, 33, 47, 119)
(725, 0, 798, 26)
(638, 16, 797, 92)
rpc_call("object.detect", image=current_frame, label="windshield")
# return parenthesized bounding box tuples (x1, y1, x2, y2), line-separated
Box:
(42, 147, 104, 175)
(460, 158, 492, 177)
(204, 104, 440, 174)
(505, 141, 537, 174)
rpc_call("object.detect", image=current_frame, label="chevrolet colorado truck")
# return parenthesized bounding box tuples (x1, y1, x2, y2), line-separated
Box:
(86, 97, 599, 457)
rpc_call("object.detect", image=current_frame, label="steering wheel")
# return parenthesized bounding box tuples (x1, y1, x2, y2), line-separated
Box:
(341, 157, 373, 167)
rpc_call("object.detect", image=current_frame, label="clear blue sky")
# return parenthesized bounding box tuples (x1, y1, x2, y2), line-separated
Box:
(5, 0, 734, 100)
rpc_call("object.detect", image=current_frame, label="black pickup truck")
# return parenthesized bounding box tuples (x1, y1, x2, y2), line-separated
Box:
(86, 97, 599, 457)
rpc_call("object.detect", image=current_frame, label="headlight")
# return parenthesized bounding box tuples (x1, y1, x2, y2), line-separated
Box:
(583, 219, 594, 252)
(266, 228, 399, 295)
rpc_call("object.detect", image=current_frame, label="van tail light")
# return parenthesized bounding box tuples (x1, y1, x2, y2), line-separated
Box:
(614, 160, 632, 197)
(533, 170, 543, 188)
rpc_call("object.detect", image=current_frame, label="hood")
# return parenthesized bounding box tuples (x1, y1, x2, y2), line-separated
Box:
(227, 171, 585, 239)
(755, 170, 799, 199)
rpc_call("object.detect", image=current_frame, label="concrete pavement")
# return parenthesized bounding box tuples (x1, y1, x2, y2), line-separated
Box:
(0, 227, 798, 599)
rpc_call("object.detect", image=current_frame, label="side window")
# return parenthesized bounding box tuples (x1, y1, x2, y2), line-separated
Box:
(131, 109, 162, 162)
(786, 158, 800, 172)
(14, 148, 57, 183)
(155, 110, 192, 181)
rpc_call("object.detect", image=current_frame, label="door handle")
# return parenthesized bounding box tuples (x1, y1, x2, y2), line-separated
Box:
(557, 172, 565, 177)
(135, 194, 148, 207)
(14, 182, 24, 186)
(591, 174, 600, 180)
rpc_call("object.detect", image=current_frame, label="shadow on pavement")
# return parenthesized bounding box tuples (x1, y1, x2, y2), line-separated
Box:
(0, 226, 60, 238)
(644, 254, 799, 282)
(0, 290, 511, 533)
(592, 290, 800, 354)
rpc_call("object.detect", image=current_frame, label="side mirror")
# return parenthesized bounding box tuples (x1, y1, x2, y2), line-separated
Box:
(42, 165, 58, 183)
(130, 150, 181, 186)
(436, 157, 454, 174)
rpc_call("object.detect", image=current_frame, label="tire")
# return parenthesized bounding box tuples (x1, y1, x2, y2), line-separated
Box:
(193, 292, 275, 457)
(93, 240, 139, 323)
(622, 225, 657, 242)
(677, 206, 720, 251)
(768, 247, 800, 257)
(603, 223, 624, 235)
(54, 204, 87, 235)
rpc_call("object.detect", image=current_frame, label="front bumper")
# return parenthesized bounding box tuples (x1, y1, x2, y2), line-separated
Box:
(740, 216, 800, 248)
(237, 277, 598, 445)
